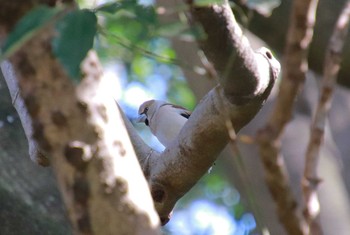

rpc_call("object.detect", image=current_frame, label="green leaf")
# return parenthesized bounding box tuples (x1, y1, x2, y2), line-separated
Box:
(194, 0, 225, 7)
(1, 5, 60, 59)
(52, 9, 97, 81)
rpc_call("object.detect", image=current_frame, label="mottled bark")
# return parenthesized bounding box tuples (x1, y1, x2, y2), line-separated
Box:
(1, 0, 279, 231)
(0, 1, 160, 234)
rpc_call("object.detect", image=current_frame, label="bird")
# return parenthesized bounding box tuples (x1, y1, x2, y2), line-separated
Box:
(137, 100, 191, 147)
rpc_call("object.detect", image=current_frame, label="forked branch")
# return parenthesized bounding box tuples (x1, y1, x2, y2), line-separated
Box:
(302, 1, 350, 234)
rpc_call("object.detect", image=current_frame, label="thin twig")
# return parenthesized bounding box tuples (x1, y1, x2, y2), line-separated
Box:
(98, 27, 182, 64)
(302, 1, 350, 234)
(1, 61, 50, 166)
(256, 0, 319, 234)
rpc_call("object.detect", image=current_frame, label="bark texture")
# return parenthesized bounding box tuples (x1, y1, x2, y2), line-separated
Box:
(132, 0, 281, 225)
(303, 1, 350, 234)
(1, 61, 49, 166)
(1, 1, 160, 234)
(1, 0, 279, 231)
(0, 70, 72, 235)
(241, 0, 350, 88)
(257, 0, 318, 234)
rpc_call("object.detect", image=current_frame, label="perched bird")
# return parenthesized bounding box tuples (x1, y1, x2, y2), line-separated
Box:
(137, 100, 191, 147)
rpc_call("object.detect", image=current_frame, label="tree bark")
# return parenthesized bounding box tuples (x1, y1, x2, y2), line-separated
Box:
(0, 1, 161, 234)
(239, 0, 350, 88)
(132, 0, 281, 225)
(0, 70, 72, 235)
(1, 0, 279, 230)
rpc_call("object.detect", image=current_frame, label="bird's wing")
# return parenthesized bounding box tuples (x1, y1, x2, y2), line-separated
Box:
(170, 104, 191, 119)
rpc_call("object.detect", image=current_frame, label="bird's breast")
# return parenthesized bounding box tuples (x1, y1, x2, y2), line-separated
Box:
(150, 110, 188, 147)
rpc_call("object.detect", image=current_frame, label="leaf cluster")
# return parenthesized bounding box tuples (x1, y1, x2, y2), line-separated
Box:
(0, 1, 197, 107)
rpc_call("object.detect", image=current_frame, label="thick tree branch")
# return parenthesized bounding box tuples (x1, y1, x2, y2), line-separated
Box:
(303, 1, 350, 233)
(256, 0, 319, 234)
(8, 41, 159, 235)
(2, 0, 280, 229)
(147, 85, 277, 224)
(155, 0, 216, 101)
(148, 0, 280, 225)
(0, 0, 66, 166)
(1, 2, 161, 234)
(157, 0, 279, 104)
(188, 1, 280, 104)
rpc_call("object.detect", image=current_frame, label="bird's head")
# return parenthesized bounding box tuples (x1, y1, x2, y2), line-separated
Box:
(137, 99, 161, 126)
(136, 99, 191, 147)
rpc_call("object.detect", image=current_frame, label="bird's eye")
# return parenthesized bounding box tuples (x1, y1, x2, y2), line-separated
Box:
(265, 50, 272, 59)
(144, 107, 149, 114)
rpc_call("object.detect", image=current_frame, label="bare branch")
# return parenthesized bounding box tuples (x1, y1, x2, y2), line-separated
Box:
(302, 1, 350, 233)
(264, 0, 319, 136)
(146, 46, 279, 222)
(152, 0, 280, 225)
(2, 0, 280, 229)
(0, 2, 161, 233)
(155, 1, 216, 101)
(188, 1, 278, 104)
(147, 86, 266, 223)
(256, 0, 319, 234)
(156, 0, 279, 103)
(1, 61, 50, 166)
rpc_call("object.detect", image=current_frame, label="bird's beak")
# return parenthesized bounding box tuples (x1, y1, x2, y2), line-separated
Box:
(137, 114, 147, 123)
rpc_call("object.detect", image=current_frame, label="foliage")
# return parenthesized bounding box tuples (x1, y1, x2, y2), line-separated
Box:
(1, 6, 97, 81)
(1, 6, 60, 60)
(1, 0, 197, 106)
(52, 9, 97, 80)
(194, 0, 225, 7)
(94, 0, 196, 108)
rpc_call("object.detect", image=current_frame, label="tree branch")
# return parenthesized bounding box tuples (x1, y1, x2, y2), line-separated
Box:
(155, 0, 216, 101)
(302, 1, 350, 233)
(146, 0, 281, 225)
(2, 0, 280, 229)
(0, 2, 161, 234)
(256, 0, 319, 234)
(1, 61, 49, 166)
(147, 84, 279, 224)
(187, 1, 280, 104)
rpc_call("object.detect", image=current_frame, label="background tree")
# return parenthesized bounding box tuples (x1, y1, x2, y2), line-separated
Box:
(1, 0, 350, 235)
